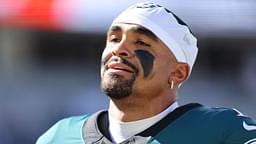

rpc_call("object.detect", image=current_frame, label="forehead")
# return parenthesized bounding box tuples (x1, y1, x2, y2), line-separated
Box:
(108, 23, 158, 41)
(107, 23, 177, 60)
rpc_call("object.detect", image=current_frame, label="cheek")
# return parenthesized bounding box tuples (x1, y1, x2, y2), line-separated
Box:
(155, 58, 173, 81)
(100, 47, 111, 75)
(101, 47, 112, 65)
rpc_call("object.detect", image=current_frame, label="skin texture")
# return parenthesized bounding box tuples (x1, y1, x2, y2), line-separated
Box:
(101, 56, 137, 99)
(101, 23, 189, 122)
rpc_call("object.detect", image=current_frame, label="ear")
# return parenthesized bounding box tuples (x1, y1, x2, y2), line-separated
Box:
(169, 63, 190, 85)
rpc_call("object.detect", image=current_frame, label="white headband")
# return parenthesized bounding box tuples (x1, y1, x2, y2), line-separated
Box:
(111, 2, 198, 75)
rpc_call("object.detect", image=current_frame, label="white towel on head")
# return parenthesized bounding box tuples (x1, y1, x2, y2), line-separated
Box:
(112, 1, 198, 75)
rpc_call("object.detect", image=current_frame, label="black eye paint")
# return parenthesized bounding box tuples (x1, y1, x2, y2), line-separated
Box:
(135, 50, 154, 78)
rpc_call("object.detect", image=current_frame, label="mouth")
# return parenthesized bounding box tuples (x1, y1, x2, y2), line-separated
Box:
(107, 62, 134, 73)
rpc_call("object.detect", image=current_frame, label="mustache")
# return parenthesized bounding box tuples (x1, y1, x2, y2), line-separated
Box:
(103, 56, 139, 75)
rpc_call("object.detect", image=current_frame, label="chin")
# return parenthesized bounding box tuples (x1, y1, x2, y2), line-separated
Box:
(101, 73, 135, 100)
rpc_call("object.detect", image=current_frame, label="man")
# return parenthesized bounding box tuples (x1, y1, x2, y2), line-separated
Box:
(36, 2, 256, 144)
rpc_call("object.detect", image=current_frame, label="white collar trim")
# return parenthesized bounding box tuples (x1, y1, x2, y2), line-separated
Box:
(109, 102, 178, 143)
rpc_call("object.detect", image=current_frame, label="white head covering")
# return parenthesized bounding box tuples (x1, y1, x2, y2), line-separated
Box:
(111, 1, 198, 75)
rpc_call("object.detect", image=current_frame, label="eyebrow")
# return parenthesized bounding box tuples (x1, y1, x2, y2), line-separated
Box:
(108, 25, 158, 41)
(131, 26, 158, 41)
(108, 25, 122, 33)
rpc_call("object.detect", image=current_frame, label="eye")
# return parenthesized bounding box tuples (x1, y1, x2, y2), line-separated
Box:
(135, 40, 150, 47)
(109, 35, 121, 43)
(111, 38, 120, 42)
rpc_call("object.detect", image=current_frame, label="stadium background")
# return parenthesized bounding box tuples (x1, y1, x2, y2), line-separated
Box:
(0, 0, 256, 143)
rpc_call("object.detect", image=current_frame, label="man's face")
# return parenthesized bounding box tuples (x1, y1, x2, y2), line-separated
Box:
(101, 23, 177, 100)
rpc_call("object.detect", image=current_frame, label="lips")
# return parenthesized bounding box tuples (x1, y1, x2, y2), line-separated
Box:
(107, 62, 134, 73)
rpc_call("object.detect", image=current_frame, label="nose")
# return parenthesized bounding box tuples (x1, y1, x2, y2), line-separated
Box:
(111, 38, 134, 58)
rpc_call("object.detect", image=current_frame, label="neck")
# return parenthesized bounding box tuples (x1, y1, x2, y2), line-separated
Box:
(108, 92, 177, 122)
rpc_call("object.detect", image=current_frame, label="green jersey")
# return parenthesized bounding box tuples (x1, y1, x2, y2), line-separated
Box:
(36, 103, 256, 144)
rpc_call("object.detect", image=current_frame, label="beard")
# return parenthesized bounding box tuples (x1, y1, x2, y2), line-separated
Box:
(101, 72, 136, 100)
(101, 56, 138, 100)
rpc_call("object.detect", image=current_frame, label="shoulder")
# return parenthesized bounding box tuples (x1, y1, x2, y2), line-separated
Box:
(188, 105, 254, 129)
(185, 104, 243, 119)
(199, 106, 256, 123)
(175, 104, 242, 124)
(188, 105, 256, 143)
(36, 114, 91, 144)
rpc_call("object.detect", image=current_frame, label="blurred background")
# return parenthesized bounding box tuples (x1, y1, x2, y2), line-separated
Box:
(0, 0, 256, 143)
